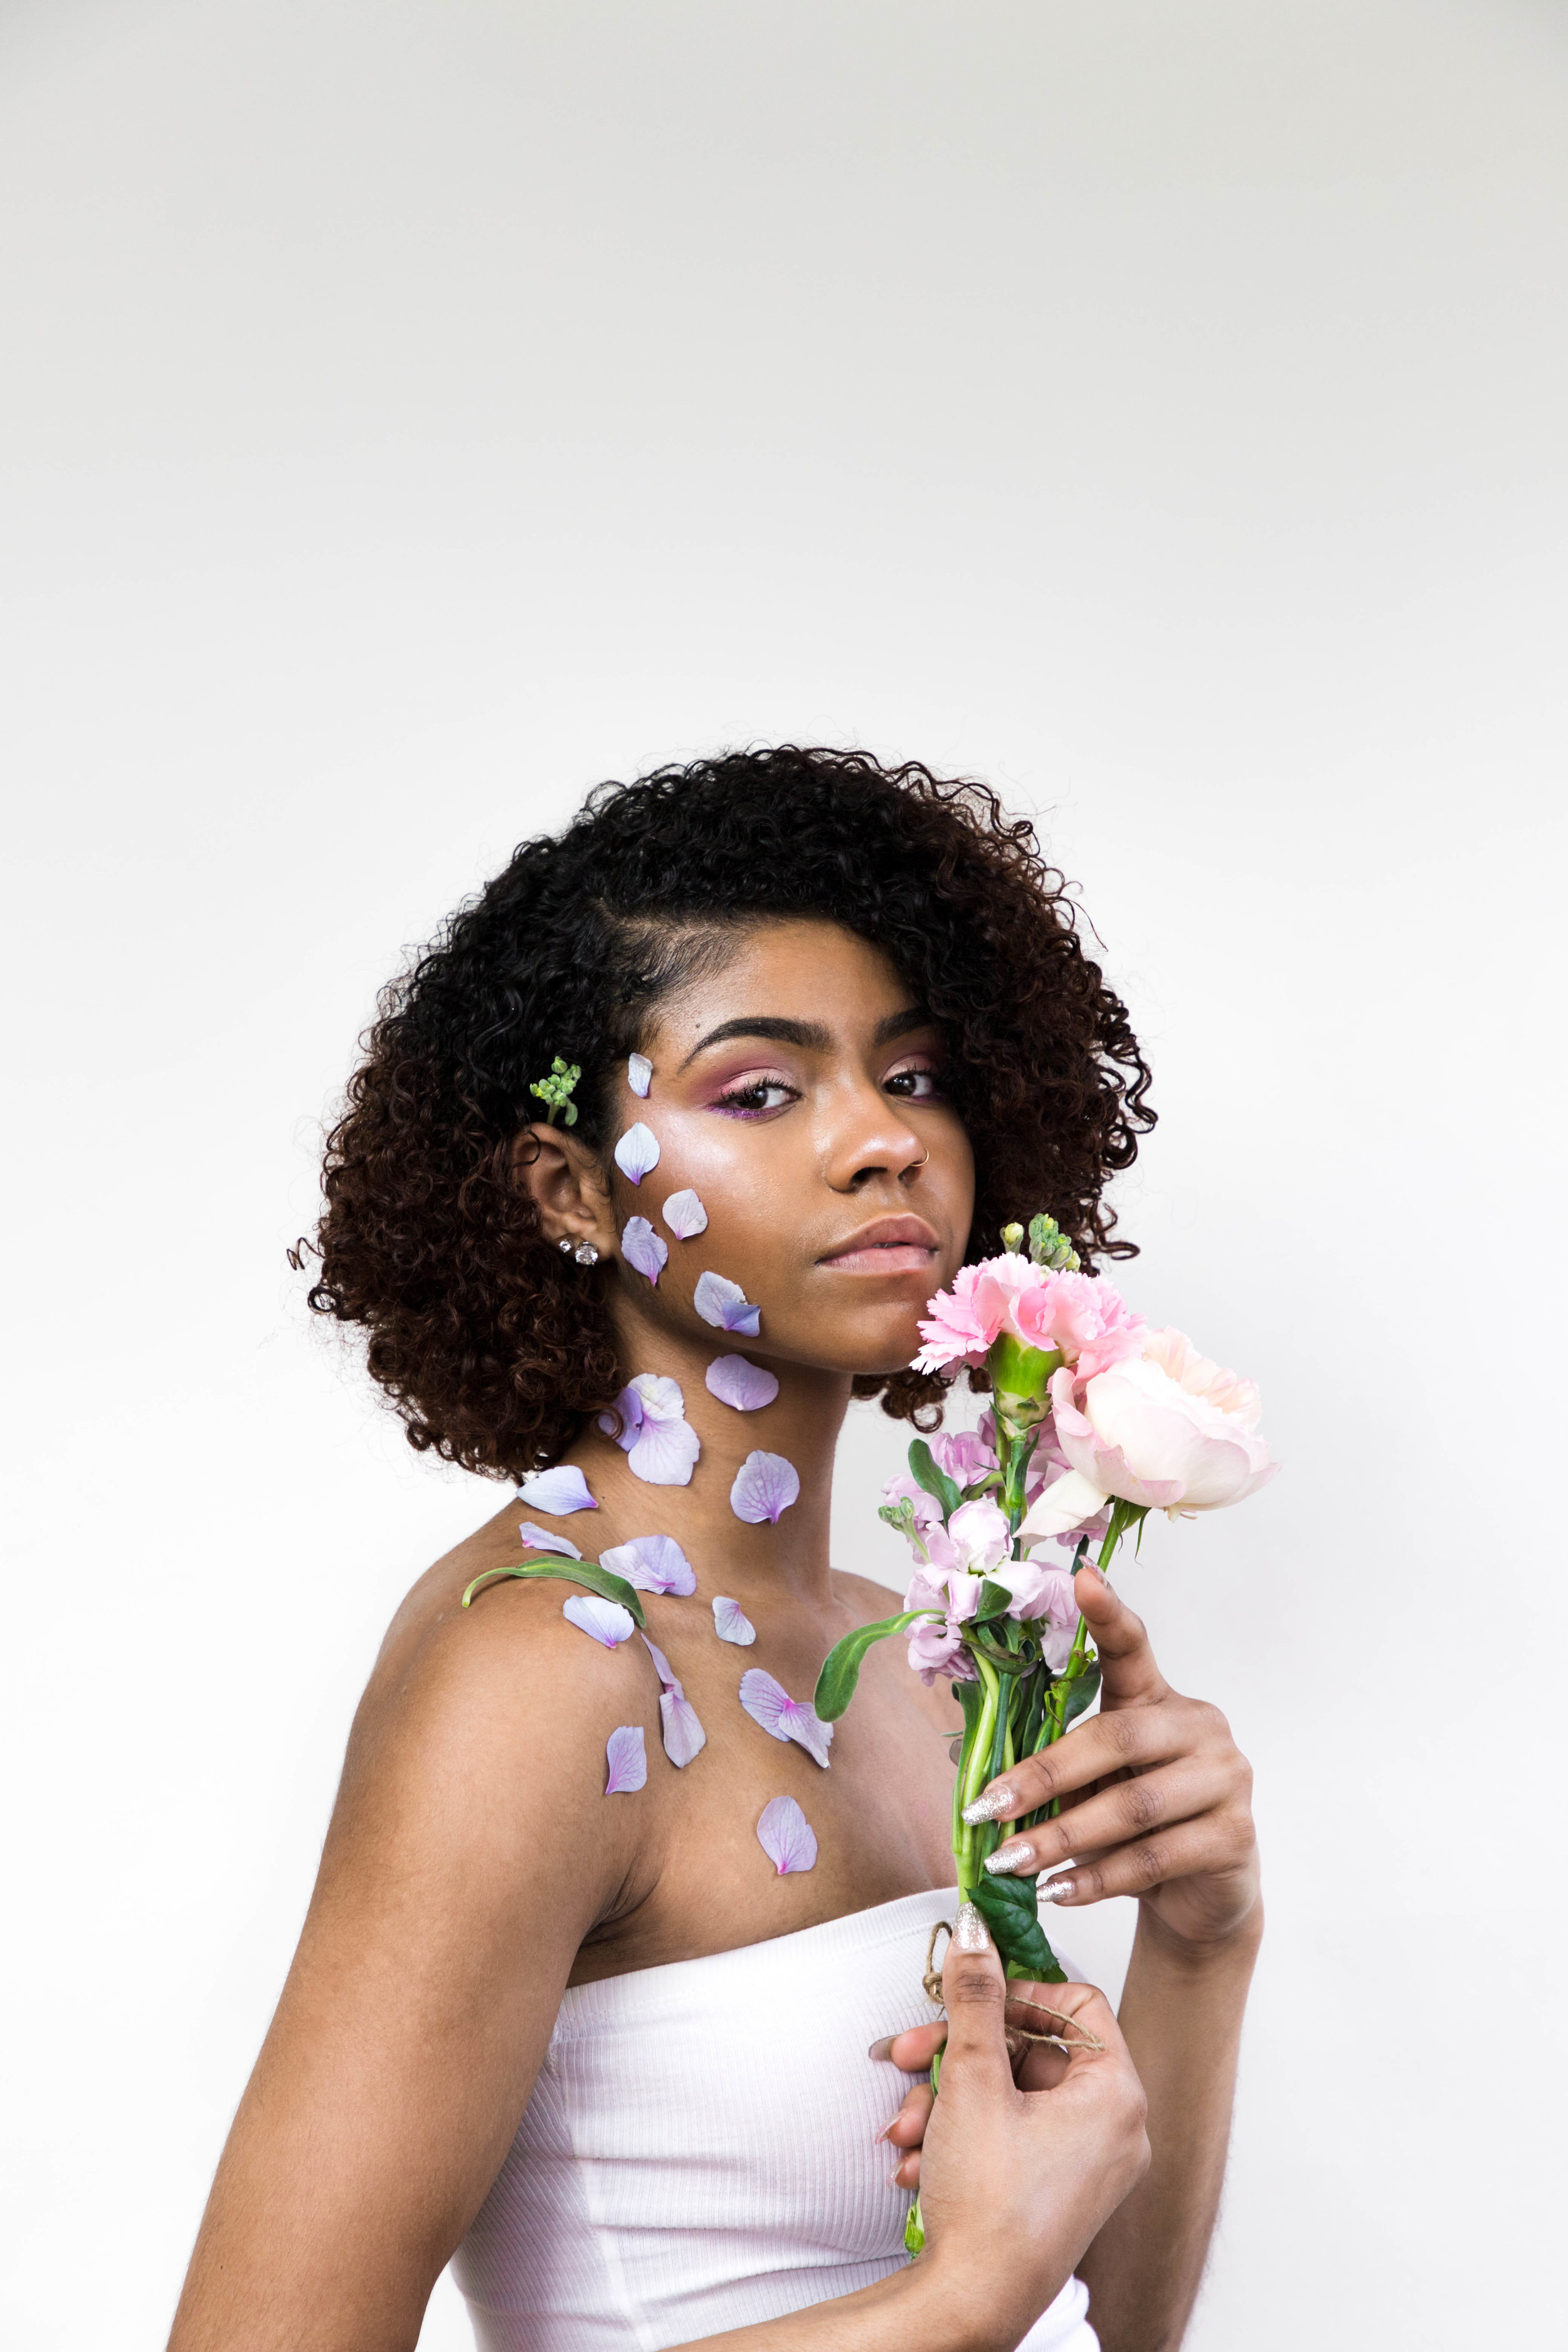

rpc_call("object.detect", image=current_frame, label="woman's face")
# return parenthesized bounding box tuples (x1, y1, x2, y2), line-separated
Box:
(602, 919, 975, 1378)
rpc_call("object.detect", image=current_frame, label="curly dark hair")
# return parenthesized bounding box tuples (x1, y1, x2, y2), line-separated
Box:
(309, 746, 1154, 1479)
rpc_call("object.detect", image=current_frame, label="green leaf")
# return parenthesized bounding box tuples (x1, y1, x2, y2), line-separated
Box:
(975, 1579, 1014, 1620)
(970, 1874, 1068, 1984)
(812, 1609, 935, 1721)
(907, 1439, 961, 1521)
(460, 1557, 647, 1625)
(1059, 1658, 1102, 1730)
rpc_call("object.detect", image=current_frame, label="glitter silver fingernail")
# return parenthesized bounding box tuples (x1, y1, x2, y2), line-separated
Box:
(960, 1784, 1015, 1826)
(1039, 1877, 1074, 1904)
(954, 1901, 992, 1951)
(982, 1838, 1035, 1877)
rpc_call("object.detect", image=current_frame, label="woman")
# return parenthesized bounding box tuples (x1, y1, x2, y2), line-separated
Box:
(169, 748, 1261, 2352)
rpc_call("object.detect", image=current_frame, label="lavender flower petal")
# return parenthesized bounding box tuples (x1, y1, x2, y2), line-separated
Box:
(605, 1725, 648, 1793)
(621, 1215, 669, 1287)
(705, 1353, 780, 1412)
(738, 1667, 834, 1768)
(660, 1688, 707, 1767)
(613, 1121, 660, 1185)
(519, 1522, 582, 1558)
(730, 1450, 800, 1525)
(662, 1187, 709, 1239)
(756, 1794, 818, 1875)
(694, 1271, 762, 1336)
(628, 1416, 701, 1486)
(712, 1596, 756, 1646)
(517, 1465, 598, 1515)
(601, 1535, 698, 1597)
(639, 1630, 679, 1688)
(562, 1594, 636, 1647)
(627, 1053, 653, 1098)
(597, 1384, 645, 1451)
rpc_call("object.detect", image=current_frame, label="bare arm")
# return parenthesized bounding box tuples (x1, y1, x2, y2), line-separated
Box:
(167, 1587, 649, 2351)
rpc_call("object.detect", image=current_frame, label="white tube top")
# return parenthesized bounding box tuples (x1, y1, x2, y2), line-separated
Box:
(451, 1885, 1098, 2352)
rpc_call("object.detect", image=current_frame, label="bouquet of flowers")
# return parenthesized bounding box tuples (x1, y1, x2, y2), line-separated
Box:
(812, 1215, 1276, 2251)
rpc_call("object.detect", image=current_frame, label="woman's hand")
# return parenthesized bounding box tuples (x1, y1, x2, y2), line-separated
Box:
(965, 1564, 1261, 1950)
(901, 1916, 1149, 2344)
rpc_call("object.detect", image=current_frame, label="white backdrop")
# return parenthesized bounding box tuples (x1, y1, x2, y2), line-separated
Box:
(3, 4, 1564, 2346)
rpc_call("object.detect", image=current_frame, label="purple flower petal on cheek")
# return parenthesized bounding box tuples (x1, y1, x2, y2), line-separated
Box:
(600, 1535, 697, 1596)
(694, 1271, 762, 1337)
(563, 1594, 636, 1647)
(621, 1216, 669, 1286)
(712, 1596, 756, 1646)
(705, 1353, 780, 1412)
(738, 1668, 833, 1768)
(730, 1450, 800, 1525)
(627, 1053, 653, 1098)
(662, 1187, 708, 1239)
(519, 1522, 582, 1558)
(613, 1122, 660, 1185)
(517, 1465, 598, 1515)
(756, 1794, 817, 1875)
(660, 1689, 707, 1767)
(605, 1725, 647, 1793)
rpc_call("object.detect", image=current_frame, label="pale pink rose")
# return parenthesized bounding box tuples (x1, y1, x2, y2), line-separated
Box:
(923, 1496, 1011, 1584)
(906, 1614, 978, 1686)
(913, 1254, 1145, 1379)
(1019, 1326, 1278, 1538)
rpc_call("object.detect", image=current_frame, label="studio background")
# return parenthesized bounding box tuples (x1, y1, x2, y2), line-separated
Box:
(3, 4, 1564, 2346)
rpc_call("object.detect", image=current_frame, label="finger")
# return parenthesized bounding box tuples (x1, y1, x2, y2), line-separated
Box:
(877, 2083, 935, 2150)
(1069, 1565, 1166, 1705)
(871, 2020, 947, 2072)
(889, 2145, 923, 2190)
(980, 1756, 1233, 1882)
(1033, 1814, 1241, 1907)
(961, 1702, 1184, 1827)
(938, 1904, 1017, 2096)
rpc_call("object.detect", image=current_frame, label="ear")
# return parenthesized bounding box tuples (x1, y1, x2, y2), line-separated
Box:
(511, 1125, 617, 1260)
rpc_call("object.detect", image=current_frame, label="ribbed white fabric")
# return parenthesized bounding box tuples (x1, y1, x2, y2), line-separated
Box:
(452, 1885, 1098, 2352)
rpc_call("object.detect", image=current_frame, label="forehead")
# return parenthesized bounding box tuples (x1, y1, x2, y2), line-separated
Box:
(645, 919, 916, 1048)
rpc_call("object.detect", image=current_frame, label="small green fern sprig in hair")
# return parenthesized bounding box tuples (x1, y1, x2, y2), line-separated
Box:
(530, 1057, 582, 1126)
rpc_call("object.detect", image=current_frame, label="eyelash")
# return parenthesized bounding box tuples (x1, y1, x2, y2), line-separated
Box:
(709, 1061, 945, 1118)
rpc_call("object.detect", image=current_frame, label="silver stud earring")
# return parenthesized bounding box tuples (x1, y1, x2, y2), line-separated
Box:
(558, 1237, 574, 1254)
(574, 1242, 600, 1266)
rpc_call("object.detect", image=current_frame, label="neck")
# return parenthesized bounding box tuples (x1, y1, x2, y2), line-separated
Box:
(564, 1308, 854, 1608)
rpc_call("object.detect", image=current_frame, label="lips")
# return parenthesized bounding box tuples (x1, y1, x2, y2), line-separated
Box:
(818, 1215, 940, 1274)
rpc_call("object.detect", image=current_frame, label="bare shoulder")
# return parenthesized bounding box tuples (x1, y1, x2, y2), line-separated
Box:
(829, 1567, 911, 1626)
(314, 1503, 661, 1938)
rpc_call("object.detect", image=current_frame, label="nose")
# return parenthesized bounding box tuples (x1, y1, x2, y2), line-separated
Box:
(820, 1078, 928, 1192)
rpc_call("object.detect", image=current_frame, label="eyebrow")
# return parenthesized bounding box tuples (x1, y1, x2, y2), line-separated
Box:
(677, 1006, 932, 1071)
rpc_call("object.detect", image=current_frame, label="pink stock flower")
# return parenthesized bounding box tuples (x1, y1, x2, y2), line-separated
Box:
(1020, 1326, 1278, 1539)
(923, 1496, 1011, 1582)
(1024, 1562, 1083, 1673)
(930, 1428, 997, 1488)
(913, 1256, 1145, 1379)
(904, 1567, 984, 1625)
(905, 1614, 977, 1685)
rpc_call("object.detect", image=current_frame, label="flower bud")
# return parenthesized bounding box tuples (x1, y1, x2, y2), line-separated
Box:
(1000, 1221, 1025, 1254)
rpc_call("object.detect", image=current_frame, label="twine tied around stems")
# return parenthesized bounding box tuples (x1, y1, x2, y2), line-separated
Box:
(921, 1920, 1106, 2055)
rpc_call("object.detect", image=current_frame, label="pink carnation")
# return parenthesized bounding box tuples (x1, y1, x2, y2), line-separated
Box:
(913, 1256, 1145, 1380)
